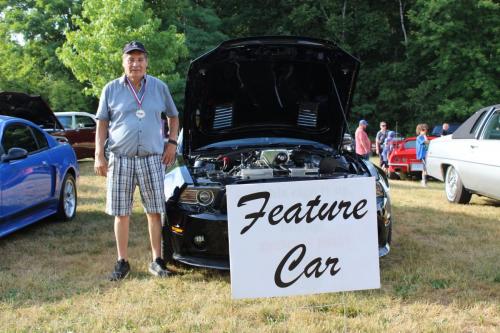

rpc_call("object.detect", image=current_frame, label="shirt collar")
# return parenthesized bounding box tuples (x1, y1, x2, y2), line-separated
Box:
(120, 74, 147, 86)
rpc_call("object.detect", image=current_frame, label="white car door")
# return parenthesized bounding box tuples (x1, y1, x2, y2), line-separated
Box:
(471, 110, 500, 199)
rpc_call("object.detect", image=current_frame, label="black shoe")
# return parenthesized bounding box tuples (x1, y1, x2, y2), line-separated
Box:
(109, 259, 130, 281)
(149, 257, 171, 277)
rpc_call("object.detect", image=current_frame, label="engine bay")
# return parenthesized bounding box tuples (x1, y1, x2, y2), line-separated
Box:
(189, 147, 365, 184)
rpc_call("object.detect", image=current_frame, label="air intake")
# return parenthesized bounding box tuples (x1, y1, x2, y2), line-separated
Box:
(212, 105, 233, 129)
(297, 102, 318, 128)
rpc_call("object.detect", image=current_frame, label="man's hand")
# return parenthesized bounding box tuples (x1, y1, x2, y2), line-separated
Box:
(94, 155, 108, 177)
(162, 143, 177, 166)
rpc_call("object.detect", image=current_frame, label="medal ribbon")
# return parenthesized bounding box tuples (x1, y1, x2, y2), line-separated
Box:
(125, 76, 146, 110)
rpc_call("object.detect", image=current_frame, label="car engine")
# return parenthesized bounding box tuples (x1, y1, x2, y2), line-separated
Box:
(190, 148, 362, 184)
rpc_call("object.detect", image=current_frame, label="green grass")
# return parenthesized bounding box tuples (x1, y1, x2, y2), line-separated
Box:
(0, 160, 499, 332)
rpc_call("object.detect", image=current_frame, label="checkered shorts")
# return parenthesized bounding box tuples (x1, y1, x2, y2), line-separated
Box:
(106, 154, 165, 216)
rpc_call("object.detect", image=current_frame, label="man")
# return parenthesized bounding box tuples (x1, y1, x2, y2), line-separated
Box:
(375, 121, 388, 165)
(355, 119, 371, 160)
(441, 122, 450, 136)
(94, 41, 179, 281)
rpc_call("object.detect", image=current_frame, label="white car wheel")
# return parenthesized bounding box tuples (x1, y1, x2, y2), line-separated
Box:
(445, 166, 471, 204)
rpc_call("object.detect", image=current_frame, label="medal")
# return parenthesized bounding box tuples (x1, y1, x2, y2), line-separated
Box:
(126, 76, 147, 119)
(136, 109, 145, 119)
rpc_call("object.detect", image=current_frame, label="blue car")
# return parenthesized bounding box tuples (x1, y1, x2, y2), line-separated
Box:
(0, 115, 79, 237)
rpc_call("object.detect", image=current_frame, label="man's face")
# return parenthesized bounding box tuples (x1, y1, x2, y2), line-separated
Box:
(122, 51, 148, 81)
(380, 123, 387, 131)
(443, 123, 449, 130)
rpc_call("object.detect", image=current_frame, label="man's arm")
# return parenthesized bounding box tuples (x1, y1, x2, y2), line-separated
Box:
(162, 116, 179, 165)
(94, 119, 109, 177)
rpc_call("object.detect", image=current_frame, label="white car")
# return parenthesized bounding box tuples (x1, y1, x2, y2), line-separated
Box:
(427, 105, 500, 203)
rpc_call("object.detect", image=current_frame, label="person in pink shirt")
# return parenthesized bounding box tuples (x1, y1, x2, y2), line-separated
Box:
(355, 119, 371, 160)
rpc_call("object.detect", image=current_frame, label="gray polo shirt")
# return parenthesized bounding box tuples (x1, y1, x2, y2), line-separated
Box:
(96, 74, 178, 157)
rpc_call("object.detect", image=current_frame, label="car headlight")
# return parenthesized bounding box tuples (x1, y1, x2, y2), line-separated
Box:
(179, 187, 217, 206)
(376, 181, 385, 198)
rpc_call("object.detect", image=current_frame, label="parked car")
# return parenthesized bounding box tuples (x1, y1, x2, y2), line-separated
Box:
(427, 105, 500, 203)
(55, 111, 96, 159)
(0, 92, 94, 160)
(0, 116, 79, 237)
(431, 123, 460, 137)
(387, 136, 437, 179)
(162, 36, 393, 270)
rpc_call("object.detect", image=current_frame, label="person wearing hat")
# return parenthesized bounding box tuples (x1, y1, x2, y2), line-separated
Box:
(355, 119, 371, 160)
(94, 41, 179, 281)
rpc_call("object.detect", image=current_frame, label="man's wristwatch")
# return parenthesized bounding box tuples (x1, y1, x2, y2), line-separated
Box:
(167, 138, 178, 146)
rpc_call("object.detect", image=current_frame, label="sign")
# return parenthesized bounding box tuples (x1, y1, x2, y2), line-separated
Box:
(226, 177, 380, 299)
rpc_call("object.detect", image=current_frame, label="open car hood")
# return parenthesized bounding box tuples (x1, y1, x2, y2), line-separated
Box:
(0, 91, 64, 131)
(183, 36, 360, 153)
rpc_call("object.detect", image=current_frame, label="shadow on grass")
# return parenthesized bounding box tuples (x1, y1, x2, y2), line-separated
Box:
(0, 194, 498, 309)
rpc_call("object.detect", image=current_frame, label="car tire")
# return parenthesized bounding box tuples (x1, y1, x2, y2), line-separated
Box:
(445, 166, 471, 204)
(399, 172, 407, 180)
(161, 213, 173, 263)
(56, 173, 77, 220)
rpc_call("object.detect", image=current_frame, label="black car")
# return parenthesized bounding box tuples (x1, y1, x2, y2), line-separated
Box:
(162, 36, 392, 270)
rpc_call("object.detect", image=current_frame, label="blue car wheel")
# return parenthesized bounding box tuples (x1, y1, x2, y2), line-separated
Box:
(56, 173, 77, 220)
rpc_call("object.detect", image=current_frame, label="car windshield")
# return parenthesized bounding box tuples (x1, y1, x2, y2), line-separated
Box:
(403, 140, 416, 149)
(57, 116, 72, 129)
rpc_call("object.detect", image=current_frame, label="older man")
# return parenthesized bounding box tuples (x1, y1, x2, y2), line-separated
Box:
(94, 41, 179, 281)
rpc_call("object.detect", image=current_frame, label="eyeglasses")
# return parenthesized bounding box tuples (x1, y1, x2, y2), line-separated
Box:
(381, 124, 387, 127)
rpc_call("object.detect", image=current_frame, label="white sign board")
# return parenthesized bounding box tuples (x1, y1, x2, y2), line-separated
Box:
(226, 177, 380, 299)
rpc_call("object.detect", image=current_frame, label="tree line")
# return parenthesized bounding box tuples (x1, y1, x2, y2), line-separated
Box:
(0, 0, 498, 135)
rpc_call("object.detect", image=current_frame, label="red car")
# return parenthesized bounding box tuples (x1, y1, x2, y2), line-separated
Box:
(388, 136, 436, 179)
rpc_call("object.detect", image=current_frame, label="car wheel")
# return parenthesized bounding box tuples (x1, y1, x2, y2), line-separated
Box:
(56, 173, 77, 220)
(161, 213, 173, 263)
(445, 166, 471, 204)
(399, 172, 407, 180)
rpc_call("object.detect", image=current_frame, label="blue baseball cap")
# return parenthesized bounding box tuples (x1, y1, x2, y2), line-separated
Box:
(359, 119, 368, 126)
(123, 41, 147, 54)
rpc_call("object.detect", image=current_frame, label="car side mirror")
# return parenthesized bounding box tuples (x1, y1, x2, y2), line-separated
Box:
(1, 147, 28, 162)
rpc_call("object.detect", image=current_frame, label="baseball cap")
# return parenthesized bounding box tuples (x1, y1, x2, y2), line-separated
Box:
(123, 41, 147, 54)
(359, 119, 368, 126)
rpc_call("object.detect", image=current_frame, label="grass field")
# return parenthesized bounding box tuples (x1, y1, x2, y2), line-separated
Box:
(1, 160, 499, 332)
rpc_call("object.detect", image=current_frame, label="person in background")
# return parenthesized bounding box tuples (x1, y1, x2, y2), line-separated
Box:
(375, 121, 388, 166)
(381, 130, 396, 174)
(441, 122, 450, 136)
(94, 41, 179, 281)
(415, 123, 430, 187)
(355, 119, 371, 160)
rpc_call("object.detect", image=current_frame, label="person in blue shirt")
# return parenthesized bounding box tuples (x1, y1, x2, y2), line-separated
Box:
(381, 131, 396, 173)
(415, 123, 430, 186)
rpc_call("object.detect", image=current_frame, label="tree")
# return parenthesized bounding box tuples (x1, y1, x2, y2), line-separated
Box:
(58, 0, 188, 100)
(406, 0, 500, 122)
(0, 0, 94, 112)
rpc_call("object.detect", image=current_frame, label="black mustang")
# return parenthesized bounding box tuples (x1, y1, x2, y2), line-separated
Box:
(162, 36, 392, 270)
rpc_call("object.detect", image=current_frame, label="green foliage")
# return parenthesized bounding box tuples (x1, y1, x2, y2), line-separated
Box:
(407, 0, 500, 124)
(1, 0, 498, 129)
(0, 0, 94, 112)
(58, 0, 188, 98)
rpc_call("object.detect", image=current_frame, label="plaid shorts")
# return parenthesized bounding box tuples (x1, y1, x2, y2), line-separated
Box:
(106, 154, 165, 216)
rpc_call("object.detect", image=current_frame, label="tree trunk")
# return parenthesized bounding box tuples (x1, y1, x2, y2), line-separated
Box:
(399, 0, 408, 46)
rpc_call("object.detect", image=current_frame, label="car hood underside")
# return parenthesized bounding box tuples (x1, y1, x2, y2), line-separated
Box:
(183, 36, 360, 153)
